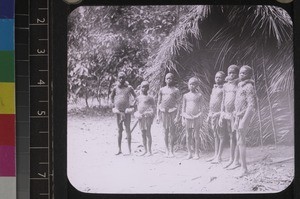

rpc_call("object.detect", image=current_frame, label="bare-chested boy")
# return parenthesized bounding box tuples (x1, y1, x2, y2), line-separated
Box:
(206, 71, 226, 163)
(219, 65, 240, 169)
(182, 77, 204, 159)
(111, 72, 136, 155)
(233, 65, 255, 177)
(157, 73, 181, 157)
(134, 81, 155, 156)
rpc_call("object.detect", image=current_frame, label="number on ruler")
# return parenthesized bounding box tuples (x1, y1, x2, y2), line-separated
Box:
(38, 172, 47, 178)
(37, 79, 45, 85)
(37, 49, 46, 54)
(37, 18, 45, 23)
(37, 111, 46, 116)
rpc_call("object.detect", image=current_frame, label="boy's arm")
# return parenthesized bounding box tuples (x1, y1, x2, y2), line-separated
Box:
(240, 84, 255, 128)
(181, 94, 186, 117)
(110, 87, 116, 106)
(156, 89, 162, 114)
(175, 89, 182, 121)
(195, 94, 203, 118)
(133, 96, 139, 112)
(219, 89, 225, 126)
(130, 86, 137, 99)
(149, 97, 156, 116)
(220, 88, 225, 113)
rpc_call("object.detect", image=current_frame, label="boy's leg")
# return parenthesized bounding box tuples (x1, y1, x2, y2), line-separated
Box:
(214, 121, 226, 163)
(124, 114, 132, 154)
(186, 128, 193, 159)
(161, 112, 170, 156)
(224, 119, 236, 168)
(116, 114, 123, 155)
(193, 126, 200, 159)
(169, 122, 176, 157)
(227, 129, 241, 170)
(211, 134, 222, 163)
(236, 128, 248, 177)
(163, 127, 170, 156)
(146, 125, 152, 155)
(211, 118, 221, 163)
(207, 122, 217, 162)
(141, 130, 147, 155)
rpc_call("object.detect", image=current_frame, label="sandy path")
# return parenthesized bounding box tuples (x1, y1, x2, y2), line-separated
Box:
(67, 115, 294, 194)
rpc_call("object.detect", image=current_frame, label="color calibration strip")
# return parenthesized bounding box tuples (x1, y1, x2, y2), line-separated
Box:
(0, 0, 16, 198)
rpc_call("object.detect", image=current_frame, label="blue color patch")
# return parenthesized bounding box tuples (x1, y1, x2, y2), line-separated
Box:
(0, 0, 14, 19)
(0, 19, 14, 50)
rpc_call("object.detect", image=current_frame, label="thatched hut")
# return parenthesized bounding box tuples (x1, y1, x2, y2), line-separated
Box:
(146, 5, 293, 150)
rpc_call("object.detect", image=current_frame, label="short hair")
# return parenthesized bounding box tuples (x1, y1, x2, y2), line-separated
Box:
(216, 71, 226, 78)
(188, 77, 200, 85)
(227, 65, 239, 73)
(118, 72, 126, 78)
(240, 65, 253, 75)
(140, 81, 150, 88)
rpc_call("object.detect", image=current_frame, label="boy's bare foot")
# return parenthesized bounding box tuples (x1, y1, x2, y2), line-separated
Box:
(141, 152, 147, 156)
(206, 156, 216, 162)
(164, 151, 170, 158)
(147, 153, 153, 157)
(235, 168, 248, 178)
(223, 160, 233, 168)
(169, 153, 175, 158)
(186, 153, 193, 160)
(115, 151, 122, 155)
(227, 162, 241, 170)
(193, 155, 200, 160)
(211, 157, 221, 164)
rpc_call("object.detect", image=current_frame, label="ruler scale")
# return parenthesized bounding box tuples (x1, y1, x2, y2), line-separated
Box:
(29, 0, 52, 198)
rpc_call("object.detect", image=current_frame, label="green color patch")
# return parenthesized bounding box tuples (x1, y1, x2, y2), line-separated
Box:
(0, 51, 14, 82)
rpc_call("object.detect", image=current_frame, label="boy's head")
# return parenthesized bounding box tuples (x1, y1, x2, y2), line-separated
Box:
(188, 77, 199, 91)
(165, 73, 174, 86)
(227, 65, 239, 81)
(215, 71, 226, 85)
(140, 81, 150, 94)
(239, 65, 253, 81)
(118, 72, 126, 85)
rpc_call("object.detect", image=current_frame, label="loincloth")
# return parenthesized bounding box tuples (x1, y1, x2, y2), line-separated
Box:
(113, 108, 133, 130)
(138, 116, 153, 131)
(234, 114, 251, 145)
(208, 112, 220, 130)
(159, 107, 177, 129)
(182, 113, 202, 130)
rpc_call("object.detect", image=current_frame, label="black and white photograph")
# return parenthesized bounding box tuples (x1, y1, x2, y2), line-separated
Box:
(67, 5, 294, 194)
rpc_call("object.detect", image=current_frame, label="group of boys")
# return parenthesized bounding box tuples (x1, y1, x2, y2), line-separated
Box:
(110, 64, 255, 177)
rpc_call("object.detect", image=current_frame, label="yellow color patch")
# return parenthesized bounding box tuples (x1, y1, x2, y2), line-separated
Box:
(0, 83, 15, 114)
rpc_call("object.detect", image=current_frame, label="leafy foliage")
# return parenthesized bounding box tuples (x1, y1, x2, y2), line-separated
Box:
(68, 5, 293, 149)
(146, 5, 293, 147)
(68, 6, 188, 105)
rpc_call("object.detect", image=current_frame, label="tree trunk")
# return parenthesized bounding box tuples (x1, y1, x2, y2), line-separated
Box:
(262, 53, 277, 147)
(252, 60, 263, 147)
(85, 92, 89, 108)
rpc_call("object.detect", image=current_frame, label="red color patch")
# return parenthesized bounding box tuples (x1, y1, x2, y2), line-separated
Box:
(0, 114, 15, 146)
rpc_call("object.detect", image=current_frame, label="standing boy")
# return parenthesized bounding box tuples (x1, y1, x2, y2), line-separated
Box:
(181, 77, 204, 159)
(233, 65, 255, 177)
(111, 72, 136, 155)
(134, 81, 155, 156)
(206, 71, 226, 163)
(157, 73, 181, 157)
(219, 65, 240, 169)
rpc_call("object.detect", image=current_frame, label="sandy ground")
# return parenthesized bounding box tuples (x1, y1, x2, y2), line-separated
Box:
(67, 114, 294, 194)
